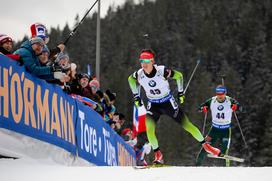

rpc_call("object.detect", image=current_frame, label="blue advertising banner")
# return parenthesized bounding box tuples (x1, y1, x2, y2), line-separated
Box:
(0, 55, 136, 166)
(76, 101, 135, 166)
(0, 55, 77, 154)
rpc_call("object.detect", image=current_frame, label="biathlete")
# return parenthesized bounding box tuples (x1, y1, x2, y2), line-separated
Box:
(128, 49, 221, 164)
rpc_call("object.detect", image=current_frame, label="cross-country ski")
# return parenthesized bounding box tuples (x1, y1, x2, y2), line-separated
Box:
(207, 154, 245, 163)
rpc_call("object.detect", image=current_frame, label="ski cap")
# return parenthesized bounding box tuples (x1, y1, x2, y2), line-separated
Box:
(89, 78, 100, 89)
(215, 85, 227, 95)
(80, 73, 90, 80)
(122, 128, 132, 135)
(0, 34, 12, 45)
(30, 23, 49, 43)
(30, 36, 45, 45)
(42, 45, 50, 55)
(56, 52, 69, 63)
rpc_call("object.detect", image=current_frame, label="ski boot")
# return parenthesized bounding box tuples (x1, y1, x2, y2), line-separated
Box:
(153, 150, 164, 164)
(137, 158, 148, 166)
(202, 142, 221, 156)
(135, 147, 148, 166)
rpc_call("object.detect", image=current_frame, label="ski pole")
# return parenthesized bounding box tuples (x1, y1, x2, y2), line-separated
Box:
(184, 59, 201, 94)
(202, 112, 207, 135)
(233, 111, 248, 148)
(63, 0, 99, 45)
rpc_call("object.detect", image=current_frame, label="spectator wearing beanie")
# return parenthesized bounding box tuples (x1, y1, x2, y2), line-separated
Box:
(39, 45, 50, 65)
(55, 52, 71, 71)
(13, 37, 68, 82)
(30, 23, 65, 60)
(0, 34, 13, 55)
(79, 73, 94, 100)
(121, 128, 137, 147)
(89, 78, 100, 94)
(65, 73, 93, 98)
(0, 34, 20, 60)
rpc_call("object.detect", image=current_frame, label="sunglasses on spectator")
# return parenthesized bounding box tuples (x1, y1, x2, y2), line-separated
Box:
(139, 59, 152, 63)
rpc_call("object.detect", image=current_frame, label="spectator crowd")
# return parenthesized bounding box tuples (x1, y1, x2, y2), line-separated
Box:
(0, 23, 129, 137)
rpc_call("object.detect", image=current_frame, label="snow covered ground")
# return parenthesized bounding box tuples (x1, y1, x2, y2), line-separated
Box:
(0, 158, 271, 181)
(0, 129, 271, 181)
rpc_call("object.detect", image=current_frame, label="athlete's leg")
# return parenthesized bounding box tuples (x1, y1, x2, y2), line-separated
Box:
(146, 113, 164, 164)
(145, 114, 159, 150)
(145, 102, 164, 164)
(196, 128, 217, 166)
(196, 147, 206, 166)
(196, 128, 211, 166)
(135, 131, 150, 166)
(164, 100, 221, 156)
(135, 132, 148, 149)
(181, 114, 205, 142)
(176, 111, 220, 156)
(220, 128, 231, 166)
(163, 99, 204, 142)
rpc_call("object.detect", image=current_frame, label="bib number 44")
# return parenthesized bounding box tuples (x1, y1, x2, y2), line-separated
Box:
(216, 112, 225, 119)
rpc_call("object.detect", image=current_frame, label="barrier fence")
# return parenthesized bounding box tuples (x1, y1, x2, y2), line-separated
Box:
(0, 54, 135, 166)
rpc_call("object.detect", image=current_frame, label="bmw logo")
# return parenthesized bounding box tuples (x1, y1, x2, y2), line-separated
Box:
(217, 105, 224, 111)
(148, 80, 156, 87)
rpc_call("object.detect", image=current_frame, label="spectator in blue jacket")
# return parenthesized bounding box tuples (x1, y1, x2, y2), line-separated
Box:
(13, 37, 68, 82)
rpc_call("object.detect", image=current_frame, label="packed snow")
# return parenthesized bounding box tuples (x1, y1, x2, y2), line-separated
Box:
(0, 129, 271, 181)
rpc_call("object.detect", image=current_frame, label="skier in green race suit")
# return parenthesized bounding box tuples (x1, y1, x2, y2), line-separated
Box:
(128, 49, 221, 164)
(196, 85, 242, 166)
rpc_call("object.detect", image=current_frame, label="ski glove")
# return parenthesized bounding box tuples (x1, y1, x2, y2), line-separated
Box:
(134, 95, 143, 108)
(231, 104, 237, 111)
(201, 106, 208, 113)
(178, 92, 185, 104)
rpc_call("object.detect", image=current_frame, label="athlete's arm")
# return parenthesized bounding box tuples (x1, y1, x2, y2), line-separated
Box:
(164, 68, 184, 93)
(230, 97, 243, 112)
(128, 71, 140, 95)
(198, 98, 212, 111)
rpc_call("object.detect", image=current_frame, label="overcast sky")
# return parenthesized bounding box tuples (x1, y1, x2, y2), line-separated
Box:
(0, 0, 127, 41)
